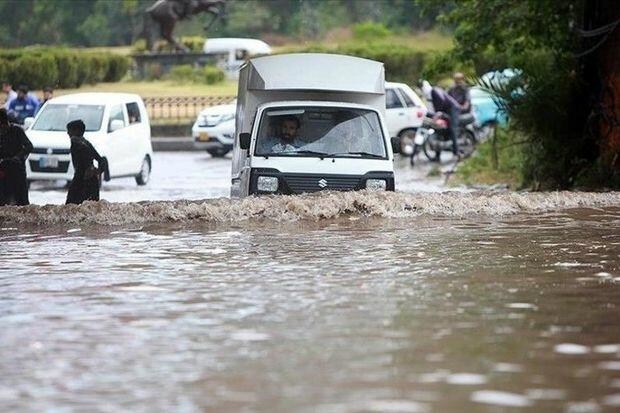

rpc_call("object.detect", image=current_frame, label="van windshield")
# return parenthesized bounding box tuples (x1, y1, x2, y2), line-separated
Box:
(254, 107, 387, 159)
(32, 104, 105, 132)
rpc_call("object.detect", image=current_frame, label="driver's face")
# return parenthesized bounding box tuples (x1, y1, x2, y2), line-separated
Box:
(281, 120, 298, 141)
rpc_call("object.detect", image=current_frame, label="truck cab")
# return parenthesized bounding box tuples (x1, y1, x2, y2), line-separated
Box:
(231, 53, 398, 197)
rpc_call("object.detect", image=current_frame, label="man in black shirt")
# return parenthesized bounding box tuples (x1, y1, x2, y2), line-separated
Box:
(65, 119, 108, 205)
(448, 72, 472, 114)
(0, 108, 32, 205)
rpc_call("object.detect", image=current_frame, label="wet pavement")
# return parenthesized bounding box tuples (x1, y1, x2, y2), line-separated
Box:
(28, 152, 457, 205)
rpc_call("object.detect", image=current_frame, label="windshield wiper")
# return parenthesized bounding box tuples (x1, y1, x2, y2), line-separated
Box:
(293, 149, 331, 158)
(329, 151, 385, 159)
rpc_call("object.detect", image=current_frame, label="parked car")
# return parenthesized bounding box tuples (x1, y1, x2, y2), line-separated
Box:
(24, 93, 153, 185)
(385, 81, 427, 155)
(203, 38, 272, 79)
(470, 86, 508, 128)
(191, 99, 236, 157)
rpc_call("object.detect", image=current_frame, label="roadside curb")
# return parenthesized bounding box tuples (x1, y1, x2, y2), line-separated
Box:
(151, 137, 198, 152)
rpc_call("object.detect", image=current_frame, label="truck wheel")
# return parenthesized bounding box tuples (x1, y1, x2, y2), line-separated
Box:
(398, 129, 416, 156)
(135, 156, 151, 186)
(207, 148, 230, 157)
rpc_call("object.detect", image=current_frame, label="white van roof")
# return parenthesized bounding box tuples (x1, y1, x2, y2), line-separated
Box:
(50, 93, 143, 105)
(203, 38, 272, 55)
(244, 53, 384, 94)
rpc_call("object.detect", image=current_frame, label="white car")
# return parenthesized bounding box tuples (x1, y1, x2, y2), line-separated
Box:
(191, 100, 236, 157)
(385, 81, 428, 154)
(25, 93, 153, 185)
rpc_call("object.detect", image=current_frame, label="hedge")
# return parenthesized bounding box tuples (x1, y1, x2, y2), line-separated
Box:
(0, 48, 130, 89)
(280, 42, 434, 85)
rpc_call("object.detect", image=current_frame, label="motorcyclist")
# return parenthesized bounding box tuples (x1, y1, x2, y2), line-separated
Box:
(448, 72, 472, 114)
(421, 80, 462, 161)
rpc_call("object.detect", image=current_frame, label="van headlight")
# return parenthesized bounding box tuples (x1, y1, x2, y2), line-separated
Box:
(257, 176, 278, 192)
(366, 179, 387, 191)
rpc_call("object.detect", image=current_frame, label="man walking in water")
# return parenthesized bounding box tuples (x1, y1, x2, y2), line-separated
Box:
(0, 108, 32, 205)
(65, 120, 108, 205)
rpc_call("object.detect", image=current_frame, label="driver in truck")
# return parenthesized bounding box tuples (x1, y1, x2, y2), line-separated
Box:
(261, 115, 306, 153)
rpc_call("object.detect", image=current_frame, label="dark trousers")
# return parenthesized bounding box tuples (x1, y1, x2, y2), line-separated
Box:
(66, 176, 100, 205)
(448, 107, 461, 155)
(0, 165, 29, 206)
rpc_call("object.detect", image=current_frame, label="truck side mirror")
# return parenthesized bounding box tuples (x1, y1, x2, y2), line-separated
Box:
(390, 136, 401, 154)
(239, 132, 251, 150)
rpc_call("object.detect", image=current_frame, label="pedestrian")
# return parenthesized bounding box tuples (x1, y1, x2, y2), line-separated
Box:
(2, 81, 16, 110)
(8, 85, 40, 124)
(0, 108, 33, 206)
(41, 86, 54, 107)
(65, 119, 109, 205)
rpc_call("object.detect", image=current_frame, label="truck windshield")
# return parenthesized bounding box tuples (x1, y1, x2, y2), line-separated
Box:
(32, 104, 105, 132)
(254, 107, 387, 159)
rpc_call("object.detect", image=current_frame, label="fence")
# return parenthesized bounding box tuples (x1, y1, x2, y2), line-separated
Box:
(143, 95, 235, 124)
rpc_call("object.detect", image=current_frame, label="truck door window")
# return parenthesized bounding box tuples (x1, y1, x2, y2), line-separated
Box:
(386, 89, 404, 109)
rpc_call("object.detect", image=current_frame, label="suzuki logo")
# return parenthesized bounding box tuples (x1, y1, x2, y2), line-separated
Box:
(318, 179, 328, 188)
(46, 148, 53, 155)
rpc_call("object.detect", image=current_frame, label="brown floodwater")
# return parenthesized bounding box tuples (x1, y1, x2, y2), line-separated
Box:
(0, 194, 619, 412)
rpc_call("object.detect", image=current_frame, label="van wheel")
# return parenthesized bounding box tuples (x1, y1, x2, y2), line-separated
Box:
(135, 156, 151, 186)
(207, 148, 229, 157)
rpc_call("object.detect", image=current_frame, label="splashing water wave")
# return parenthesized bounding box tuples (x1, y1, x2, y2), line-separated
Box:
(1, 191, 619, 226)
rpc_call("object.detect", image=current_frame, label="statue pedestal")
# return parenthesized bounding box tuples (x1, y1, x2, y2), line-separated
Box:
(131, 52, 228, 79)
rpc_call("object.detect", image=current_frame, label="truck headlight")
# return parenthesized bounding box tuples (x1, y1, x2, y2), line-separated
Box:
(257, 176, 278, 192)
(366, 179, 387, 191)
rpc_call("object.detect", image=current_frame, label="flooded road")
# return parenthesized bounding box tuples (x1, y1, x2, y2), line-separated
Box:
(27, 152, 453, 205)
(1, 203, 619, 412)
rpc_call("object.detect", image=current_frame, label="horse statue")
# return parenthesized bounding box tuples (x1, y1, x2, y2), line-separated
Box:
(143, 0, 226, 53)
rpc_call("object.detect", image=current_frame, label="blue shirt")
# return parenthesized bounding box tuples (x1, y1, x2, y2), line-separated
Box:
(8, 95, 40, 123)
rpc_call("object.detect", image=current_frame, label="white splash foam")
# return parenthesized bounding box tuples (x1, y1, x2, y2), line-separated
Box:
(445, 373, 488, 385)
(554, 343, 590, 355)
(471, 390, 533, 407)
(1, 191, 619, 226)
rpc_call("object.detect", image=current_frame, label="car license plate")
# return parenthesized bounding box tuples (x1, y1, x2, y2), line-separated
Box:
(39, 156, 59, 168)
(198, 132, 210, 141)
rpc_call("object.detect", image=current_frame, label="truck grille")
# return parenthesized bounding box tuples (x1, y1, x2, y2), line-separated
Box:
(29, 160, 71, 173)
(282, 174, 361, 193)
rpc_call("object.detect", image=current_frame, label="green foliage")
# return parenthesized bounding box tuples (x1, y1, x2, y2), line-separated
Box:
(167, 65, 197, 83)
(0, 48, 130, 89)
(165, 65, 224, 85)
(202, 66, 225, 85)
(455, 128, 526, 188)
(282, 42, 433, 84)
(10, 54, 59, 90)
(428, 0, 611, 189)
(352, 22, 392, 41)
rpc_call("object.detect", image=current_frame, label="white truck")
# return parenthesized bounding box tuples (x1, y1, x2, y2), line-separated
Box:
(230, 53, 399, 197)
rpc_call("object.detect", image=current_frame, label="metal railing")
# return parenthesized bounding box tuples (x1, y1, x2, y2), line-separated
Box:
(143, 95, 235, 123)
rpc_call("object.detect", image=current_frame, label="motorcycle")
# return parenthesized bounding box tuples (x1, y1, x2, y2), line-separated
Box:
(410, 112, 477, 165)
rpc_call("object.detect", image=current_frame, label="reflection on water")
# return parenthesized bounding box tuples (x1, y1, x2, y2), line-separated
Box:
(1, 207, 619, 412)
